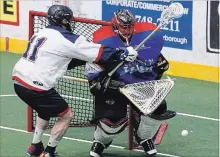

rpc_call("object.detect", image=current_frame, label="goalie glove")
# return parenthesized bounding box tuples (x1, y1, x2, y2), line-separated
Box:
(89, 74, 125, 95)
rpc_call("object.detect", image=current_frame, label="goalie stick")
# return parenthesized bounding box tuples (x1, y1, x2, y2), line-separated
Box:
(103, 2, 184, 91)
(119, 76, 175, 116)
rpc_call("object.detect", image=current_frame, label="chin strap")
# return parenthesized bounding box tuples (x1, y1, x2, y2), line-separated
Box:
(113, 29, 131, 46)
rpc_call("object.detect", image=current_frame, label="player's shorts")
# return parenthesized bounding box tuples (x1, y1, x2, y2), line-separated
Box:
(94, 89, 130, 122)
(14, 83, 69, 119)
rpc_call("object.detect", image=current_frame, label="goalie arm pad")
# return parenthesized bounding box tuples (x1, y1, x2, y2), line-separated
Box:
(153, 54, 169, 79)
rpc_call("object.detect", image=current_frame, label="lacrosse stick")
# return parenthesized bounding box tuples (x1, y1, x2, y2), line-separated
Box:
(102, 2, 184, 91)
(119, 76, 175, 116)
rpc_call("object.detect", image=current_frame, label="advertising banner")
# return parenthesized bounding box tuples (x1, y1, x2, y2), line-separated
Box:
(0, 0, 19, 26)
(102, 0, 193, 50)
(207, 1, 219, 53)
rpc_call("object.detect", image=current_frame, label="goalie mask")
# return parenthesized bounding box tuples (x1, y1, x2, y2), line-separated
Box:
(112, 9, 136, 41)
(47, 5, 75, 32)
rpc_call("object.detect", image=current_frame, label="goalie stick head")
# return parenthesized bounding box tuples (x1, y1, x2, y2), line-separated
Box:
(112, 9, 136, 42)
(159, 2, 184, 26)
(47, 5, 75, 32)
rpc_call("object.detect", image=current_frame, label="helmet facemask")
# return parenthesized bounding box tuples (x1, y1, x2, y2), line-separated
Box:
(54, 10, 74, 32)
(112, 9, 136, 45)
(47, 5, 75, 32)
(60, 13, 75, 32)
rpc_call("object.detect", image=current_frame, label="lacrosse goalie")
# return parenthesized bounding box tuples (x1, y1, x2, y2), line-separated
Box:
(85, 9, 176, 157)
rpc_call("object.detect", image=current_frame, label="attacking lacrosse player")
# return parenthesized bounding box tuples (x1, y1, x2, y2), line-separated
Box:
(12, 5, 138, 157)
(86, 9, 176, 157)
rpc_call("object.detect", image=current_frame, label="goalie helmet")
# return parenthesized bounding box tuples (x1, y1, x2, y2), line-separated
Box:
(47, 5, 74, 32)
(112, 9, 136, 41)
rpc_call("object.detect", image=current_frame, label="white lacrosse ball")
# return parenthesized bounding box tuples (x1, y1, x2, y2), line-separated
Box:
(181, 130, 189, 136)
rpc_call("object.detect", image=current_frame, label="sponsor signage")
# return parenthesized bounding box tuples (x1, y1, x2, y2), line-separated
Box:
(0, 0, 19, 26)
(102, 0, 193, 50)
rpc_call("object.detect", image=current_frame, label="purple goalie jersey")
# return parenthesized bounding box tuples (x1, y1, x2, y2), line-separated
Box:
(87, 22, 165, 84)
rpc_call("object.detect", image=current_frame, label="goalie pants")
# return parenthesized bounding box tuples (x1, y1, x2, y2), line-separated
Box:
(94, 89, 129, 122)
(93, 88, 167, 124)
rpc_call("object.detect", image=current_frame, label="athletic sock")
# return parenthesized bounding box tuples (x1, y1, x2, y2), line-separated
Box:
(45, 138, 59, 153)
(32, 127, 45, 144)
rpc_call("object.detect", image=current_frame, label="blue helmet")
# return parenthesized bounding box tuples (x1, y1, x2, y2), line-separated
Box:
(47, 5, 74, 32)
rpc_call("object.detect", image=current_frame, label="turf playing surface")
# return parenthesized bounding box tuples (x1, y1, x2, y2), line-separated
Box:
(0, 52, 219, 157)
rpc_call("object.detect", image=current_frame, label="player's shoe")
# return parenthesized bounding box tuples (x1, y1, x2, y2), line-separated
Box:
(141, 139, 157, 156)
(89, 141, 112, 157)
(25, 142, 44, 157)
(89, 141, 105, 157)
(39, 151, 59, 157)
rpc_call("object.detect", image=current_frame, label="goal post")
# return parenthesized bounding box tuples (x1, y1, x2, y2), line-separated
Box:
(27, 10, 167, 150)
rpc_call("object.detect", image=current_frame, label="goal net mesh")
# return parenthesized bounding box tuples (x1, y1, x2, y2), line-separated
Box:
(31, 14, 108, 128)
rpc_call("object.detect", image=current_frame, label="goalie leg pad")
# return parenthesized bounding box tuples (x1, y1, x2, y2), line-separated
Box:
(135, 115, 163, 143)
(94, 118, 128, 145)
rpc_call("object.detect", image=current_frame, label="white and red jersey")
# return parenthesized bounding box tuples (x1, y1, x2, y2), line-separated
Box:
(12, 25, 123, 91)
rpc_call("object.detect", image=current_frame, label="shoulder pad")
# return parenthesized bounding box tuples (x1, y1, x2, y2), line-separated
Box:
(134, 22, 157, 34)
(93, 26, 116, 43)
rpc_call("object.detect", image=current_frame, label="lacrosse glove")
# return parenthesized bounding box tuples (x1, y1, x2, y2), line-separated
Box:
(89, 74, 125, 95)
(120, 46, 138, 62)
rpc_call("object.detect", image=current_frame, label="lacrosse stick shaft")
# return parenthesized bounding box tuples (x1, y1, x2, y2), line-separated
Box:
(135, 24, 162, 51)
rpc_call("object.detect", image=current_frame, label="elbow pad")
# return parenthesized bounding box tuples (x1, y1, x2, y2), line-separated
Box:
(95, 47, 126, 65)
(153, 54, 169, 75)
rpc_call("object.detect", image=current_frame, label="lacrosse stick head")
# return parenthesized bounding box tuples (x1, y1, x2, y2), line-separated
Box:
(159, 2, 184, 26)
(119, 78, 175, 116)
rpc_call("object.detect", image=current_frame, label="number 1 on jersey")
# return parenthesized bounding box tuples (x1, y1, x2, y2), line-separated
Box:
(23, 35, 47, 62)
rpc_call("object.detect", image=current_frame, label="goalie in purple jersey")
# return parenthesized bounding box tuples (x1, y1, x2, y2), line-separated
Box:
(85, 9, 176, 157)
